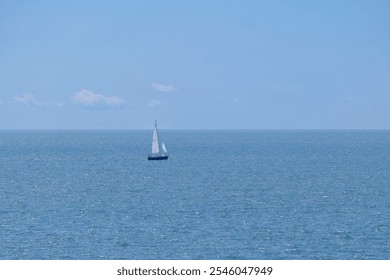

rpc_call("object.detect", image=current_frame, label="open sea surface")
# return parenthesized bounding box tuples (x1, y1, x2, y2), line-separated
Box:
(0, 130, 389, 259)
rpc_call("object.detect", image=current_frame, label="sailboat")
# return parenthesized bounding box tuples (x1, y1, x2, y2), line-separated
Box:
(147, 120, 169, 160)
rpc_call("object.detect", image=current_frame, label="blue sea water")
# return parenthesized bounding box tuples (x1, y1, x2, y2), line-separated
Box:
(0, 130, 389, 260)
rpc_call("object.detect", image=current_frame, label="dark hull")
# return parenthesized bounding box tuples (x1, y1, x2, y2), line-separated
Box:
(147, 155, 169, 160)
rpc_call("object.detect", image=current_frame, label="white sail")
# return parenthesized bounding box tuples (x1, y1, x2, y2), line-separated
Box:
(162, 142, 167, 154)
(151, 122, 159, 154)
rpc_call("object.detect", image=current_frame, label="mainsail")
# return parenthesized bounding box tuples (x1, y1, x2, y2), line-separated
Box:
(151, 121, 159, 154)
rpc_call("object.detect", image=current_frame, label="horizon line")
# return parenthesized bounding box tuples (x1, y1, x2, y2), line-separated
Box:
(1, 128, 389, 131)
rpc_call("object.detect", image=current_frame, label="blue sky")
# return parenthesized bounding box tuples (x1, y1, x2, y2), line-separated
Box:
(0, 0, 389, 129)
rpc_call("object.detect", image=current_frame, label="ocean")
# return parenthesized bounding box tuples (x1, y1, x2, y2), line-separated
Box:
(0, 130, 389, 259)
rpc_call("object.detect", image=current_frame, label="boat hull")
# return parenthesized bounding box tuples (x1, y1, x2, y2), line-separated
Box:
(147, 155, 169, 160)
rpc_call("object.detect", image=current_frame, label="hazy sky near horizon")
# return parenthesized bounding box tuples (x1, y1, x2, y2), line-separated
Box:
(1, 0, 389, 129)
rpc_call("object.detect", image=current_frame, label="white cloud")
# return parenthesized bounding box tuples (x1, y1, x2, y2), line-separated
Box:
(148, 99, 161, 108)
(10, 93, 65, 108)
(12, 93, 42, 106)
(52, 102, 65, 108)
(151, 82, 176, 92)
(72, 89, 126, 108)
